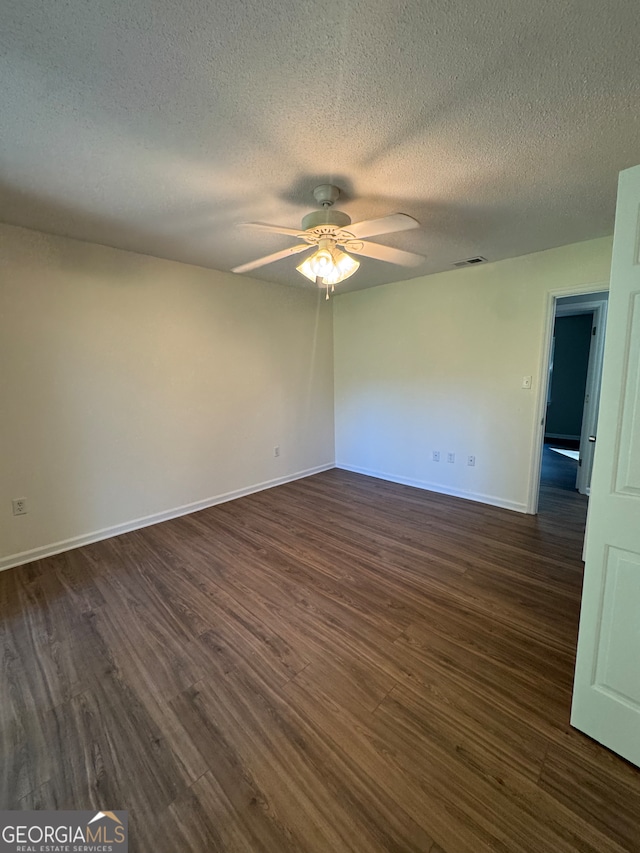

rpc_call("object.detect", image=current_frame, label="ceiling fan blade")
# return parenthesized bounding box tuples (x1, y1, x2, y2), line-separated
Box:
(231, 244, 310, 274)
(347, 240, 425, 267)
(240, 222, 304, 238)
(348, 213, 419, 239)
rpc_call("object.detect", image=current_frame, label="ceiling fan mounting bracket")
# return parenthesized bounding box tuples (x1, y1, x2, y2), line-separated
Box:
(312, 184, 341, 208)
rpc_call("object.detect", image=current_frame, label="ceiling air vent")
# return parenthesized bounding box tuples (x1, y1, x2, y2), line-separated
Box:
(453, 256, 487, 268)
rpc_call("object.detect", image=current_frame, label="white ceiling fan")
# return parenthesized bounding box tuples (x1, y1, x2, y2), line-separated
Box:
(232, 185, 424, 296)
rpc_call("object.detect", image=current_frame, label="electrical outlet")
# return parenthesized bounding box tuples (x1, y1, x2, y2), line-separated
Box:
(432, 450, 440, 462)
(468, 455, 476, 467)
(274, 446, 280, 457)
(447, 452, 455, 463)
(12, 498, 28, 516)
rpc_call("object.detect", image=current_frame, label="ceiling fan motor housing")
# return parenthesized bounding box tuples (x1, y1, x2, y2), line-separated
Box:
(302, 209, 352, 231)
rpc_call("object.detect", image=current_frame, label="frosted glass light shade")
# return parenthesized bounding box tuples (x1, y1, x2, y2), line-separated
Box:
(297, 246, 360, 285)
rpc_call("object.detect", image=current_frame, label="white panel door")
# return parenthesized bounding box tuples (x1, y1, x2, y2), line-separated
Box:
(571, 164, 640, 766)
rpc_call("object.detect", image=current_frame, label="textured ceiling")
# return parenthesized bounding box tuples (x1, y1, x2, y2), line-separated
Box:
(1, 0, 639, 292)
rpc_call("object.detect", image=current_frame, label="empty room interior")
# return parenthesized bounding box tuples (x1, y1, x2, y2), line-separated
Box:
(2, 2, 640, 852)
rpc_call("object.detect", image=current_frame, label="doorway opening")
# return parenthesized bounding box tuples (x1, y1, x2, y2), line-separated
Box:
(529, 288, 609, 518)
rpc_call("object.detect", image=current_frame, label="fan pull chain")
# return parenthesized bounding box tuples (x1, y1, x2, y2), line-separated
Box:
(316, 275, 334, 301)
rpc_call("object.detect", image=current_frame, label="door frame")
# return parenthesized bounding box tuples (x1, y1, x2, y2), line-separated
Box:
(526, 281, 609, 514)
(574, 298, 608, 494)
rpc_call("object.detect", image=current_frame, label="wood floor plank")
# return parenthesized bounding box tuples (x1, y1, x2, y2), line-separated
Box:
(395, 620, 574, 734)
(2, 459, 639, 852)
(152, 769, 292, 853)
(287, 658, 584, 853)
(171, 672, 433, 853)
(402, 592, 576, 687)
(282, 670, 500, 853)
(538, 743, 640, 851)
(291, 655, 397, 715)
(383, 674, 548, 783)
(370, 686, 630, 853)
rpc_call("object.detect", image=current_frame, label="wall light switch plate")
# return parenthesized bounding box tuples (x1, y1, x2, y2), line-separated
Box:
(522, 375, 532, 389)
(432, 451, 440, 462)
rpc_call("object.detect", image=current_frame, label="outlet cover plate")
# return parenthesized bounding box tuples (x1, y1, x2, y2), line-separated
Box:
(12, 498, 28, 516)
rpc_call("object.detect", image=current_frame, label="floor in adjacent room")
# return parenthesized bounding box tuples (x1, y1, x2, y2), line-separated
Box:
(2, 466, 639, 852)
(542, 439, 583, 496)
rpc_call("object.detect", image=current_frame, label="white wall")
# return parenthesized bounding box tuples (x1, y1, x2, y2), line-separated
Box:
(0, 224, 334, 569)
(0, 226, 615, 571)
(334, 237, 612, 512)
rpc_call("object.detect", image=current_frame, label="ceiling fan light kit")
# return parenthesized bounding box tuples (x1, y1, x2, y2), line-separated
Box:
(296, 239, 360, 286)
(231, 185, 424, 295)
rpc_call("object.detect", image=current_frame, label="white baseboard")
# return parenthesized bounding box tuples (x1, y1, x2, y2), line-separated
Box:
(0, 463, 335, 574)
(336, 463, 527, 514)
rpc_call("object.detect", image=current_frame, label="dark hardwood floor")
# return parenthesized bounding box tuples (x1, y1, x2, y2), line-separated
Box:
(2, 465, 640, 852)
